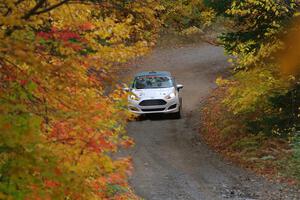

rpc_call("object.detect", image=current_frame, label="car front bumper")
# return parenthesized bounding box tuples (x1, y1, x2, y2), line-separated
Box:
(128, 97, 180, 114)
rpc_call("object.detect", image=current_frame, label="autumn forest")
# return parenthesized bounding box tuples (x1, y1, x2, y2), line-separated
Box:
(0, 0, 299, 199)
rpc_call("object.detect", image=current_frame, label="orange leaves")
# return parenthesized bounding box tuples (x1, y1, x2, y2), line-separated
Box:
(98, 137, 115, 151)
(0, 0, 162, 199)
(86, 136, 116, 153)
(89, 158, 137, 199)
(50, 121, 75, 144)
(79, 22, 95, 32)
(120, 137, 135, 149)
(278, 18, 300, 76)
(50, 119, 120, 154)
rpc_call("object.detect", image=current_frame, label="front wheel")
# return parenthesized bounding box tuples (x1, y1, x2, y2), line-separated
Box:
(173, 109, 181, 119)
(173, 99, 182, 119)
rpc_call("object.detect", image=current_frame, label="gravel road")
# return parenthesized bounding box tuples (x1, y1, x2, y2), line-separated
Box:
(122, 42, 300, 200)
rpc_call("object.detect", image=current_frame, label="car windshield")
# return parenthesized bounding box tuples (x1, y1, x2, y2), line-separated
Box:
(132, 75, 173, 89)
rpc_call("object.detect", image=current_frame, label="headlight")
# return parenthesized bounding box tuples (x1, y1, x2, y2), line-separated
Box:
(165, 92, 176, 100)
(129, 94, 140, 101)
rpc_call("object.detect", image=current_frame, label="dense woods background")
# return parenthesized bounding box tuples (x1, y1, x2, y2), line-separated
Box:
(202, 0, 300, 184)
(0, 0, 299, 199)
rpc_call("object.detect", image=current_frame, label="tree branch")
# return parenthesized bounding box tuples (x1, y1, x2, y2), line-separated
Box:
(30, 0, 70, 16)
(22, 0, 71, 20)
(23, 0, 47, 19)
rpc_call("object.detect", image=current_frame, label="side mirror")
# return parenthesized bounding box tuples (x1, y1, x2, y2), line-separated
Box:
(177, 84, 184, 90)
(122, 83, 131, 92)
(123, 87, 130, 92)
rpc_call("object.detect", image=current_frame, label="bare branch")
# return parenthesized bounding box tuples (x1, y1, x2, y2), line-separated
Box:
(23, 0, 70, 20)
(31, 0, 70, 16)
(23, 0, 47, 19)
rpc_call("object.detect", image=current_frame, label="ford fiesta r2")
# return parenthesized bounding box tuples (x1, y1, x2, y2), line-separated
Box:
(124, 71, 183, 119)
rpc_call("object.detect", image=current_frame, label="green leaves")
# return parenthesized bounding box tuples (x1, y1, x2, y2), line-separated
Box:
(215, 0, 299, 137)
(160, 0, 210, 30)
(221, 0, 296, 66)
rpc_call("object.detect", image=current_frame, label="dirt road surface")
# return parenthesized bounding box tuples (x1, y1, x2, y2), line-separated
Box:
(122, 42, 300, 200)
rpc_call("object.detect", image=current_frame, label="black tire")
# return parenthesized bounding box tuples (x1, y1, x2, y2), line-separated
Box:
(136, 114, 146, 121)
(173, 99, 182, 119)
(173, 109, 181, 119)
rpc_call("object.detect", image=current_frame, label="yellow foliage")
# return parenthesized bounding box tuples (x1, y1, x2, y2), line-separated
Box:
(0, 0, 161, 199)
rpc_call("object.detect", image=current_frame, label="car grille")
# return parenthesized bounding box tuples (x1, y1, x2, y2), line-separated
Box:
(139, 99, 167, 106)
(141, 108, 165, 112)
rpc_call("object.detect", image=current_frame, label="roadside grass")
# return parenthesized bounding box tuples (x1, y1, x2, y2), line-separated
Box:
(200, 86, 300, 186)
(278, 135, 300, 184)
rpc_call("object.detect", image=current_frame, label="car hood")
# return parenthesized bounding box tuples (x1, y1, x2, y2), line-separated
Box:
(132, 87, 174, 99)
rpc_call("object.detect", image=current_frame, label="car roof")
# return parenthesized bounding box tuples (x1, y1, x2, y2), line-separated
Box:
(135, 71, 171, 77)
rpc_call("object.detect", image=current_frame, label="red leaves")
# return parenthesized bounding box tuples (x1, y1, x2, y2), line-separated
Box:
(44, 179, 60, 188)
(37, 28, 82, 42)
(1, 0, 157, 198)
(37, 28, 85, 52)
(1, 47, 136, 198)
(36, 32, 52, 40)
(57, 32, 81, 42)
(64, 43, 83, 51)
(19, 79, 28, 86)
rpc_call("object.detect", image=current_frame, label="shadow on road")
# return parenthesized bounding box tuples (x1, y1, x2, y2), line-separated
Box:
(135, 114, 181, 121)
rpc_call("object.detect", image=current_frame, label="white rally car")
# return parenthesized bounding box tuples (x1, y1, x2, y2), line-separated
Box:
(124, 71, 183, 118)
